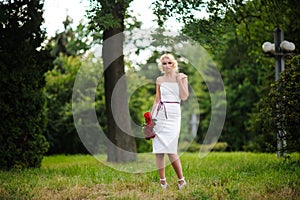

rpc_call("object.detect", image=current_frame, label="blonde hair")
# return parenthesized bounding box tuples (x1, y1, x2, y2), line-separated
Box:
(158, 53, 178, 73)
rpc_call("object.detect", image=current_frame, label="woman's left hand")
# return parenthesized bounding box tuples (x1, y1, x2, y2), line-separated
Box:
(176, 73, 188, 82)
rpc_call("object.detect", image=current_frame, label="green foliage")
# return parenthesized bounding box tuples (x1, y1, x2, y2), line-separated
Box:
(248, 55, 300, 153)
(47, 16, 93, 57)
(44, 55, 82, 154)
(44, 18, 107, 155)
(0, 0, 51, 169)
(182, 1, 272, 151)
(152, 0, 205, 26)
(44, 54, 106, 154)
(87, 0, 133, 32)
(126, 68, 156, 153)
(182, 142, 228, 153)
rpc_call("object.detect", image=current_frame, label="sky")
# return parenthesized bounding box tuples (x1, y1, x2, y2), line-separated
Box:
(42, 0, 166, 37)
(42, 0, 185, 63)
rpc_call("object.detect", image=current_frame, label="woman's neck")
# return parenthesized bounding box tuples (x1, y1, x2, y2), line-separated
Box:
(163, 71, 176, 81)
(164, 71, 176, 77)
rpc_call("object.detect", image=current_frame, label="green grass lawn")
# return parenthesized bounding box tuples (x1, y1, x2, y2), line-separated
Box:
(0, 152, 299, 200)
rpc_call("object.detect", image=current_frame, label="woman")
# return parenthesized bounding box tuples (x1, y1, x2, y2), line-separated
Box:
(151, 53, 189, 190)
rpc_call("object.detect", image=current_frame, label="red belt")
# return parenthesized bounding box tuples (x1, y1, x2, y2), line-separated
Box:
(156, 101, 180, 119)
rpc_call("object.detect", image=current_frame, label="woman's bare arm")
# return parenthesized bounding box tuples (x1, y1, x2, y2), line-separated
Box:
(177, 73, 189, 101)
(151, 77, 162, 115)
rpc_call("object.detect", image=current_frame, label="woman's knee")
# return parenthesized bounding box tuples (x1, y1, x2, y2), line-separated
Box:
(168, 154, 179, 162)
(156, 153, 164, 159)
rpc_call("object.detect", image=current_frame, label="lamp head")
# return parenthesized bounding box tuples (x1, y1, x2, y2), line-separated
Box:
(262, 42, 275, 53)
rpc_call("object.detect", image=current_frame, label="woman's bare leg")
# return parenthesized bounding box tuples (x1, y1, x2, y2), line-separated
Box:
(168, 154, 185, 185)
(156, 154, 166, 185)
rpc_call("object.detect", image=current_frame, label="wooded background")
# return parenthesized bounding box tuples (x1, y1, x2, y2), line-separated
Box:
(0, 0, 299, 169)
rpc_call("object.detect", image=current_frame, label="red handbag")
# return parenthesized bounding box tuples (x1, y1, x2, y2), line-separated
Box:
(143, 112, 156, 140)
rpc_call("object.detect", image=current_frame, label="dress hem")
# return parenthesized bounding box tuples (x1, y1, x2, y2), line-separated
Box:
(152, 151, 178, 154)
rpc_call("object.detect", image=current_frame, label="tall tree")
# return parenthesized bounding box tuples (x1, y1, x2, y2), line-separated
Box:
(0, 0, 51, 169)
(88, 0, 136, 162)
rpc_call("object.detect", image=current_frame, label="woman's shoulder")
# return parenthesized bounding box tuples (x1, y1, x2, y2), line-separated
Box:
(156, 76, 164, 84)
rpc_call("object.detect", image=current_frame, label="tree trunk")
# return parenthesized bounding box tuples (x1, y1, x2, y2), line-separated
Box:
(102, 2, 136, 163)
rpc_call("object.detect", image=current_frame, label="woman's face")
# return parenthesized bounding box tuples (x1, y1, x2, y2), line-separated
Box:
(161, 57, 174, 73)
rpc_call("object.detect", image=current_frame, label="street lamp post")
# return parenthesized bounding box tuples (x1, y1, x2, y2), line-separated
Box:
(274, 27, 285, 80)
(262, 27, 295, 157)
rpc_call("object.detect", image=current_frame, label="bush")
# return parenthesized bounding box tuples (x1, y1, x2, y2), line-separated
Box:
(248, 55, 300, 153)
(183, 141, 228, 153)
(0, 0, 51, 169)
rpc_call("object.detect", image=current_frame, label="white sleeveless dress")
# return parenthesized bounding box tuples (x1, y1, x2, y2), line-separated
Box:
(152, 82, 181, 154)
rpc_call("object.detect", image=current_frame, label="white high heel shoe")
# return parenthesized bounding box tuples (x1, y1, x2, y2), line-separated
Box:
(160, 178, 168, 189)
(178, 177, 187, 190)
